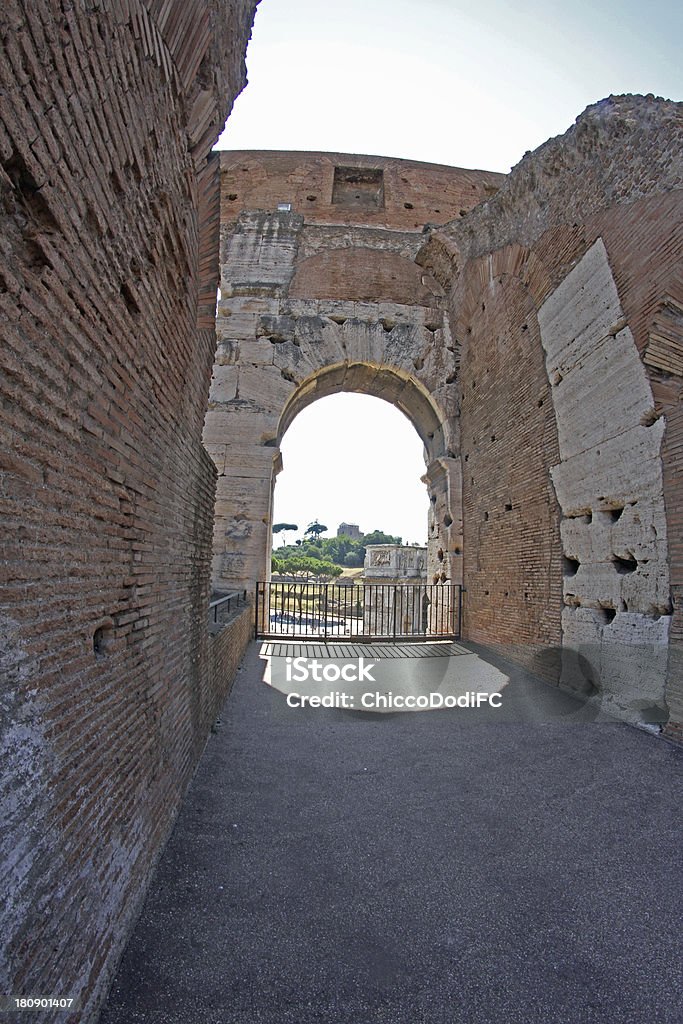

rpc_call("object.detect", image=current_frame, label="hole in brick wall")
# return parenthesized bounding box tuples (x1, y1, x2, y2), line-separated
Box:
(332, 166, 384, 208)
(430, 494, 437, 504)
(228, 193, 238, 201)
(110, 168, 126, 198)
(563, 556, 580, 577)
(437, 548, 444, 562)
(454, 545, 461, 555)
(608, 507, 624, 522)
(490, 434, 496, 442)
(598, 606, 617, 625)
(521, 324, 528, 332)
(425, 322, 439, 332)
(404, 202, 413, 209)
(443, 514, 453, 527)
(93, 622, 113, 658)
(484, 511, 489, 521)
(306, 195, 317, 201)
(613, 554, 637, 574)
(484, 589, 490, 595)
(504, 502, 512, 512)
(538, 398, 544, 407)
(3, 150, 59, 232)
(329, 315, 347, 325)
(446, 372, 457, 384)
(120, 281, 140, 318)
(280, 369, 296, 383)
(413, 356, 424, 371)
(23, 237, 49, 271)
(481, 303, 485, 312)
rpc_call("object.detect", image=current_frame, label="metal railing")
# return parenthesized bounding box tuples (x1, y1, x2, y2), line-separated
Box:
(209, 589, 248, 625)
(255, 581, 461, 642)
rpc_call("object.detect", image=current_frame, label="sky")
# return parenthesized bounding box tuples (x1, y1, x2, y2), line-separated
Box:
(215, 0, 682, 546)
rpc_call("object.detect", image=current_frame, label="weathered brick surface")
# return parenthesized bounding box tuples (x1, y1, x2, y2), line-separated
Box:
(219, 151, 504, 233)
(420, 95, 683, 727)
(0, 1, 256, 1019)
(208, 604, 253, 708)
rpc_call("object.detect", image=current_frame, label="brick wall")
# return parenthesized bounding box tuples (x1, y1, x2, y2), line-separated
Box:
(457, 268, 564, 679)
(421, 96, 683, 727)
(208, 604, 253, 712)
(220, 151, 504, 233)
(0, 1, 256, 1019)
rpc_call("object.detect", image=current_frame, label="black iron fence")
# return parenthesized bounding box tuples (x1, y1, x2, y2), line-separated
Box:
(255, 581, 461, 641)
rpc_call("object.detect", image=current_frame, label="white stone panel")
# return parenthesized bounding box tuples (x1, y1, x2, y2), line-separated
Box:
(539, 238, 671, 721)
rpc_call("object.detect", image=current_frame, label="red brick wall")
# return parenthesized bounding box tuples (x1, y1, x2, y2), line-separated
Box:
(219, 150, 505, 231)
(456, 267, 564, 679)
(289, 248, 436, 304)
(208, 605, 253, 709)
(0, 1, 255, 1017)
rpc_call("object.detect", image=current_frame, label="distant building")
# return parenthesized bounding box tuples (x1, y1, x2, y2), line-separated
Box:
(337, 523, 363, 539)
(363, 544, 427, 580)
(362, 544, 429, 635)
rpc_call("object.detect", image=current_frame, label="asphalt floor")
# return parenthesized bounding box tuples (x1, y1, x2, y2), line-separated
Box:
(100, 641, 683, 1024)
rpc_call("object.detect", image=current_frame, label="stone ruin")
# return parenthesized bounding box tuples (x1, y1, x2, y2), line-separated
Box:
(0, 1, 681, 1017)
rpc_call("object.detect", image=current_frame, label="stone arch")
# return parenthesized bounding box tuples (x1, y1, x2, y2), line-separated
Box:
(272, 362, 462, 587)
(205, 297, 463, 592)
(277, 362, 446, 455)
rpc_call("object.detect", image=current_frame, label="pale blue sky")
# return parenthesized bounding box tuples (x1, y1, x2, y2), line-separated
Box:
(215, 0, 682, 546)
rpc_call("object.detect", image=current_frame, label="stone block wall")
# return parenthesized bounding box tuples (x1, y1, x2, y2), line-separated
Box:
(0, 2, 256, 1019)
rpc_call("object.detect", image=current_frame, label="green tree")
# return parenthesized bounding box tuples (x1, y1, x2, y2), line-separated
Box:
(305, 520, 328, 539)
(272, 522, 298, 547)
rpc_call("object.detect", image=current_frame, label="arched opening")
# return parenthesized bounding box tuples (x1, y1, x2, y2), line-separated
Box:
(268, 363, 462, 595)
(206, 357, 462, 600)
(272, 391, 429, 556)
(260, 379, 463, 640)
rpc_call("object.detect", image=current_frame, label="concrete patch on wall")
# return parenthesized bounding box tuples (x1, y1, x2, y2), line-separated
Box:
(538, 238, 671, 723)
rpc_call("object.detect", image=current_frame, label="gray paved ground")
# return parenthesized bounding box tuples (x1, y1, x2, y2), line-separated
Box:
(100, 642, 683, 1024)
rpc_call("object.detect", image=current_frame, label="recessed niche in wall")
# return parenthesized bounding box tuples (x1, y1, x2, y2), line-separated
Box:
(613, 554, 638, 574)
(332, 166, 385, 209)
